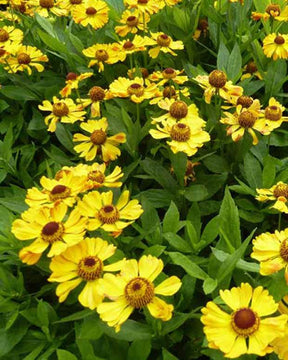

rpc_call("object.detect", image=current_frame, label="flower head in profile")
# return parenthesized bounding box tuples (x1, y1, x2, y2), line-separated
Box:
(252, 4, 288, 21)
(72, 0, 109, 29)
(148, 32, 184, 58)
(241, 60, 263, 80)
(76, 190, 143, 235)
(115, 9, 150, 37)
(193, 18, 209, 40)
(97, 255, 182, 332)
(251, 229, 288, 283)
(77, 86, 111, 118)
(32, 0, 68, 17)
(148, 68, 188, 87)
(260, 97, 288, 131)
(11, 203, 87, 264)
(39, 96, 86, 132)
(48, 237, 123, 309)
(256, 182, 288, 213)
(201, 283, 288, 358)
(263, 33, 288, 60)
(73, 118, 126, 162)
(59, 72, 93, 98)
(82, 43, 121, 72)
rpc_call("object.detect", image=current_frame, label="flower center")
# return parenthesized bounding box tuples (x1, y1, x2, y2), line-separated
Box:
(40, 0, 54, 8)
(265, 105, 282, 121)
(280, 239, 288, 262)
(265, 4, 280, 16)
(49, 185, 71, 201)
(89, 86, 105, 101)
(88, 170, 105, 184)
(125, 277, 154, 308)
(231, 308, 260, 336)
(13, 3, 26, 12)
(66, 72, 77, 81)
(41, 221, 64, 243)
(70, 0, 82, 4)
(128, 83, 144, 97)
(52, 102, 69, 117)
(90, 129, 107, 145)
(86, 6, 97, 15)
(169, 100, 188, 119)
(138, 0, 148, 4)
(274, 35, 285, 45)
(170, 123, 191, 142)
(236, 96, 253, 108)
(163, 86, 176, 98)
(0, 48, 6, 57)
(157, 34, 171, 47)
(78, 256, 103, 280)
(17, 53, 31, 65)
(273, 183, 288, 198)
(123, 41, 135, 50)
(198, 18, 208, 30)
(238, 111, 256, 128)
(98, 205, 119, 224)
(126, 15, 138, 26)
(162, 68, 177, 79)
(0, 29, 9, 42)
(246, 61, 257, 74)
(208, 70, 227, 88)
(95, 49, 109, 61)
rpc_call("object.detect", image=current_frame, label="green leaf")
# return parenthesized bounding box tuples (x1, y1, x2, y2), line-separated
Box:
(243, 152, 262, 189)
(168, 252, 209, 280)
(184, 184, 208, 202)
(262, 155, 276, 188)
(0, 317, 29, 357)
(203, 278, 218, 294)
(23, 344, 46, 360)
(100, 320, 153, 341)
(203, 154, 229, 173)
(163, 233, 192, 253)
(77, 315, 103, 340)
(35, 12, 55, 36)
(55, 123, 75, 154)
(0, 86, 39, 101)
(170, 152, 187, 186)
(127, 340, 151, 360)
(227, 42, 242, 81)
(54, 309, 92, 323)
(57, 349, 78, 360)
(185, 221, 199, 251)
(162, 348, 178, 360)
(265, 60, 287, 99)
(198, 216, 219, 251)
(217, 41, 229, 71)
(163, 201, 180, 233)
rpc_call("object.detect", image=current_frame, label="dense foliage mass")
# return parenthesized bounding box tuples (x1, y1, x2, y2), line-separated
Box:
(0, 0, 288, 358)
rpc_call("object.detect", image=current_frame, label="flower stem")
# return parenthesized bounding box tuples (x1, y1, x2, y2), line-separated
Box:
(278, 212, 282, 231)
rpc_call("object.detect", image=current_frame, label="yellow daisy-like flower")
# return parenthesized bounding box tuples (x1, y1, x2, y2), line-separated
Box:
(72, 0, 109, 29)
(263, 33, 288, 60)
(11, 203, 87, 264)
(148, 32, 184, 59)
(58, 0, 84, 12)
(150, 118, 210, 157)
(241, 60, 263, 81)
(272, 298, 288, 360)
(251, 229, 288, 283)
(4, 45, 48, 75)
(0, 26, 23, 50)
(25, 172, 87, 208)
(48, 237, 123, 309)
(32, 0, 68, 17)
(260, 97, 288, 131)
(97, 255, 182, 332)
(201, 283, 288, 358)
(148, 68, 188, 87)
(194, 70, 243, 104)
(77, 86, 111, 117)
(149, 86, 190, 105)
(252, 4, 288, 21)
(82, 43, 121, 72)
(109, 76, 158, 103)
(59, 72, 93, 98)
(115, 9, 150, 37)
(38, 96, 86, 132)
(112, 35, 154, 61)
(193, 18, 209, 40)
(76, 190, 143, 234)
(256, 182, 288, 213)
(73, 118, 126, 162)
(124, 0, 163, 14)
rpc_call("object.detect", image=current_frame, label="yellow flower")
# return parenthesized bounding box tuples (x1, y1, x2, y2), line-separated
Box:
(0, 26, 23, 50)
(148, 68, 188, 87)
(251, 229, 288, 283)
(241, 60, 263, 81)
(272, 298, 288, 359)
(11, 203, 87, 264)
(25, 172, 87, 208)
(124, 0, 163, 14)
(263, 33, 288, 60)
(112, 35, 154, 60)
(72, 0, 109, 29)
(201, 283, 288, 358)
(193, 18, 209, 40)
(4, 45, 48, 75)
(77, 190, 143, 234)
(59, 72, 93, 98)
(38, 96, 86, 132)
(82, 43, 121, 72)
(149, 86, 190, 105)
(260, 97, 288, 131)
(58, 0, 84, 12)
(77, 86, 111, 117)
(149, 118, 210, 157)
(73, 118, 126, 162)
(48, 237, 123, 309)
(252, 4, 288, 21)
(32, 0, 68, 17)
(115, 9, 150, 37)
(256, 182, 288, 213)
(97, 255, 182, 332)
(148, 32, 184, 59)
(194, 70, 243, 104)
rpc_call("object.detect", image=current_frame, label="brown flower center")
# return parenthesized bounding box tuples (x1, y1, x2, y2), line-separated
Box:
(70, 0, 82, 4)
(208, 70, 227, 88)
(95, 49, 109, 61)
(86, 6, 97, 15)
(162, 68, 177, 79)
(125, 277, 154, 308)
(265, 4, 280, 16)
(274, 35, 285, 45)
(163, 86, 176, 98)
(236, 96, 253, 108)
(170, 123, 191, 142)
(198, 18, 208, 30)
(49, 184, 71, 201)
(88, 170, 105, 184)
(157, 34, 171, 47)
(127, 83, 144, 97)
(169, 101, 188, 119)
(246, 61, 257, 74)
(17, 53, 31, 65)
(273, 183, 288, 198)
(126, 15, 138, 26)
(52, 102, 69, 117)
(89, 86, 105, 101)
(123, 40, 135, 50)
(0, 48, 6, 57)
(138, 0, 148, 4)
(231, 308, 260, 336)
(66, 72, 77, 81)
(78, 256, 103, 280)
(265, 105, 282, 121)
(140, 67, 149, 78)
(280, 239, 288, 262)
(90, 129, 107, 145)
(13, 3, 26, 12)
(40, 0, 54, 8)
(0, 29, 9, 42)
(98, 205, 119, 224)
(238, 111, 256, 128)
(41, 221, 64, 243)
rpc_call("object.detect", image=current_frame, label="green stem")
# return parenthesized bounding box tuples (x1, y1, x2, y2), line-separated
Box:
(278, 212, 282, 231)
